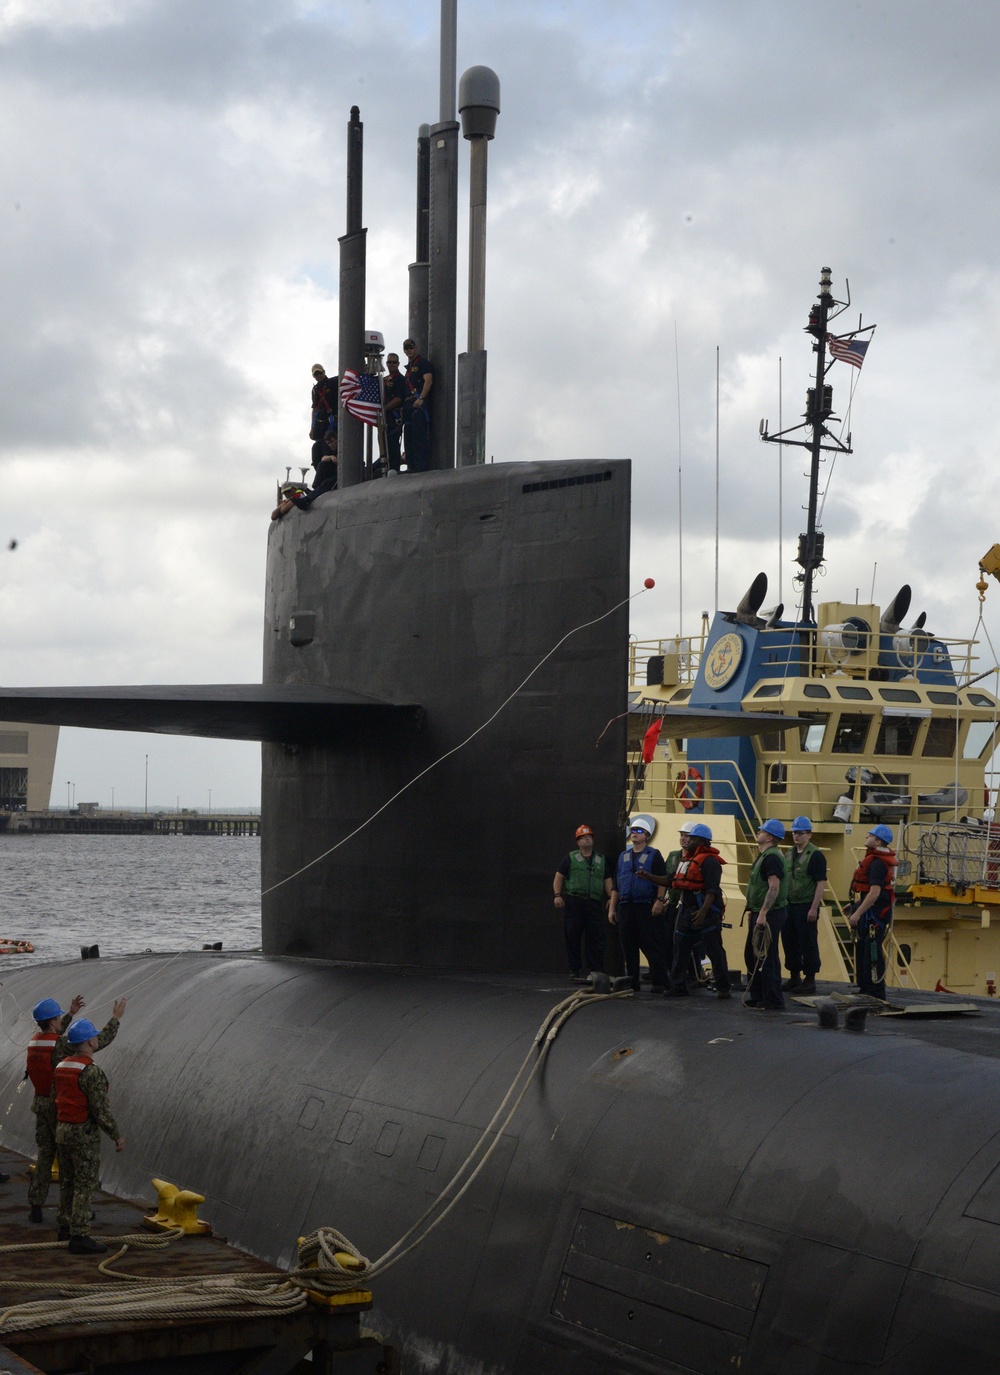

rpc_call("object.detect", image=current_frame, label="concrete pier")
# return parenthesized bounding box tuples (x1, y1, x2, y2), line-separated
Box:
(0, 1145, 387, 1373)
(1, 812, 260, 837)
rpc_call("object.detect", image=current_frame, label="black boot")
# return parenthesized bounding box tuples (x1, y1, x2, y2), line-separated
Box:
(57, 1225, 70, 1241)
(67, 1235, 107, 1255)
(799, 977, 817, 995)
(782, 975, 803, 991)
(29, 1205, 43, 1224)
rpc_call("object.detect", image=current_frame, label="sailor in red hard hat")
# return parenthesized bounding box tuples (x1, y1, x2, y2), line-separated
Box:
(553, 825, 612, 981)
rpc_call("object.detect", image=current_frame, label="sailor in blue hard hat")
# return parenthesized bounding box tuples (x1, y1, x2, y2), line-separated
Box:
(664, 820, 732, 1000)
(782, 818, 828, 998)
(55, 1014, 127, 1255)
(655, 823, 692, 963)
(848, 825, 897, 999)
(25, 991, 87, 1221)
(744, 820, 790, 1010)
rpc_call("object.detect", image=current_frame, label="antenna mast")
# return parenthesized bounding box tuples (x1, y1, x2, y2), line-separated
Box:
(760, 267, 864, 625)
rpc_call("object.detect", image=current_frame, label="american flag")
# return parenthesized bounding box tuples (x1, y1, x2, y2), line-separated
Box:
(827, 335, 871, 369)
(340, 370, 382, 426)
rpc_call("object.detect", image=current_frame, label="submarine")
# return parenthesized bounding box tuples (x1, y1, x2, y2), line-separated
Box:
(2, 30, 1000, 1374)
(3, 457, 1000, 1374)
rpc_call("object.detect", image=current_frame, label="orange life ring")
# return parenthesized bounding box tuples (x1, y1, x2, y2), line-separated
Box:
(675, 766, 704, 811)
(0, 939, 33, 954)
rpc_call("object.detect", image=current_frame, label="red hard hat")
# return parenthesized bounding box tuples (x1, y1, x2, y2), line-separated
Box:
(575, 825, 594, 839)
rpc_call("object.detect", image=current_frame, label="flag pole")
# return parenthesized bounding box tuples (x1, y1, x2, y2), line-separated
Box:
(778, 355, 783, 605)
(714, 345, 720, 615)
(674, 321, 683, 639)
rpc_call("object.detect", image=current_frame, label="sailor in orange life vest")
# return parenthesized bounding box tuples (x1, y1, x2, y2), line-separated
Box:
(848, 824, 896, 1000)
(24, 993, 86, 1221)
(54, 1017, 126, 1254)
(663, 822, 732, 998)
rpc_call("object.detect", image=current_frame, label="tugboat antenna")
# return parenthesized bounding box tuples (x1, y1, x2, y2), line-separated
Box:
(759, 267, 866, 626)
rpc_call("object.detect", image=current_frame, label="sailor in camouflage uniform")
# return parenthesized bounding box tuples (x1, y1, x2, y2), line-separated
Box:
(36, 995, 125, 1224)
(54, 1017, 126, 1254)
(24, 992, 86, 1221)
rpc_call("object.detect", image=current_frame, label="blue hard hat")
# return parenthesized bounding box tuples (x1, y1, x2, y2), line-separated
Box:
(66, 1019, 98, 1045)
(791, 816, 813, 833)
(759, 818, 786, 840)
(687, 822, 713, 841)
(869, 824, 893, 844)
(32, 998, 64, 1025)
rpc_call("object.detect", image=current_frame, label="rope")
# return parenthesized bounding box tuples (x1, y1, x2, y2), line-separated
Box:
(365, 987, 632, 1279)
(742, 919, 771, 1007)
(261, 586, 653, 897)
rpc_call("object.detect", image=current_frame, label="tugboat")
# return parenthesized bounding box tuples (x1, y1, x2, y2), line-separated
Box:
(627, 268, 1000, 997)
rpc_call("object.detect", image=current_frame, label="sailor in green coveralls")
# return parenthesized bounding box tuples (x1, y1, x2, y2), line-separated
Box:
(782, 817, 827, 995)
(744, 819, 789, 1010)
(54, 1017, 126, 1254)
(553, 824, 612, 980)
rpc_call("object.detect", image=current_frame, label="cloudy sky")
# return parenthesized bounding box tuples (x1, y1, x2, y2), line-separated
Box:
(2, 0, 999, 808)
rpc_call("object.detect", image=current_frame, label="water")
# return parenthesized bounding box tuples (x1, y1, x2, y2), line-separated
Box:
(0, 834, 261, 971)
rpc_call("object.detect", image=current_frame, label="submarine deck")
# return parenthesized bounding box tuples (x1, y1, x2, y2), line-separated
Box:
(0, 1145, 379, 1375)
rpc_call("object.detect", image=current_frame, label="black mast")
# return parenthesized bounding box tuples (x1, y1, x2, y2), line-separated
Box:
(761, 267, 865, 626)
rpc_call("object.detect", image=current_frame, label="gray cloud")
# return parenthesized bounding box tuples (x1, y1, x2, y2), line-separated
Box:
(3, 0, 1000, 803)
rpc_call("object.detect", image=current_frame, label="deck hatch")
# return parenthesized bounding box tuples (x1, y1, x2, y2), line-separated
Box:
(551, 1209, 767, 1372)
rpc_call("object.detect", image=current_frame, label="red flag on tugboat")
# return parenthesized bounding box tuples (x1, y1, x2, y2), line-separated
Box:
(642, 719, 663, 764)
(827, 335, 871, 369)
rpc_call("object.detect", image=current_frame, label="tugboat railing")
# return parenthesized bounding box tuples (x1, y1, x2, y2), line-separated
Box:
(907, 819, 1000, 892)
(624, 746, 919, 989)
(628, 628, 983, 689)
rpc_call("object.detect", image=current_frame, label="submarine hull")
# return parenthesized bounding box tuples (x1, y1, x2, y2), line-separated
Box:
(3, 954, 1000, 1373)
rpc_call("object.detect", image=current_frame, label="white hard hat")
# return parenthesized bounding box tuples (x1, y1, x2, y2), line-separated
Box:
(628, 814, 656, 837)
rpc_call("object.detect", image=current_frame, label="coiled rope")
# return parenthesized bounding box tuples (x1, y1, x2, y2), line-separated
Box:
(742, 920, 772, 1007)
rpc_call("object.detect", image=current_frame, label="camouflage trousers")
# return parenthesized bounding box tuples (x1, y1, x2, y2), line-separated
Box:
(55, 1121, 101, 1236)
(27, 1099, 58, 1207)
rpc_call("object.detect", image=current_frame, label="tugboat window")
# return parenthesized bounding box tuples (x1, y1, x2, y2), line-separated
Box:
(928, 691, 958, 705)
(803, 684, 831, 698)
(968, 693, 996, 709)
(832, 713, 871, 753)
(923, 718, 959, 757)
(753, 684, 782, 698)
(875, 715, 921, 756)
(964, 721, 998, 760)
(837, 685, 873, 700)
(799, 716, 828, 752)
(880, 688, 921, 703)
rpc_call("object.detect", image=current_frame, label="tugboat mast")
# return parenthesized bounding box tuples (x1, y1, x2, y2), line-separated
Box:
(761, 267, 862, 626)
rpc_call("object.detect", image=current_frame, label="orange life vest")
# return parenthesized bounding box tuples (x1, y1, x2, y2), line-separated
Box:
(25, 1032, 59, 1098)
(672, 844, 726, 892)
(851, 847, 897, 897)
(54, 1056, 93, 1125)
